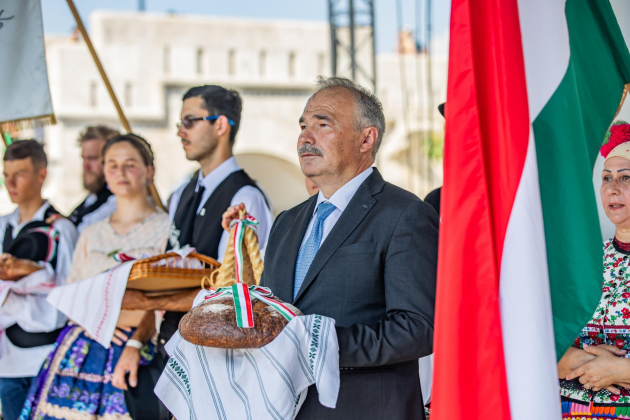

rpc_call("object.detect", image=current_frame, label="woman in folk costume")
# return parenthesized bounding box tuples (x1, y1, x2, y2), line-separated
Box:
(19, 134, 170, 420)
(558, 121, 630, 419)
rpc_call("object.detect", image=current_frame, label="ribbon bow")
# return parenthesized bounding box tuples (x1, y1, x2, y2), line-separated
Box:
(110, 250, 135, 263)
(204, 285, 296, 328)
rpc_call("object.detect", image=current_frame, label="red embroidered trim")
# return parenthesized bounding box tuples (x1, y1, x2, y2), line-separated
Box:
(613, 237, 630, 252)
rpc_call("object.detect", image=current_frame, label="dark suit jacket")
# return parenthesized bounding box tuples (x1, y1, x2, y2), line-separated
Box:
(424, 187, 441, 216)
(261, 169, 438, 420)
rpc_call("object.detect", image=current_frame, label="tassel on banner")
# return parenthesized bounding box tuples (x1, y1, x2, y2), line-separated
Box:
(0, 114, 57, 134)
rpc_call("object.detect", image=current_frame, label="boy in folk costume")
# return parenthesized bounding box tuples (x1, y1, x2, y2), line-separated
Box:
(0, 140, 77, 419)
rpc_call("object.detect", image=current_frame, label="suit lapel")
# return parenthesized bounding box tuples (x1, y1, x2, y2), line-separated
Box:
(293, 170, 384, 303)
(278, 197, 317, 304)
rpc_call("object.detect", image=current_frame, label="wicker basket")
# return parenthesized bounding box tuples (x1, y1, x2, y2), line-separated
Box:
(127, 252, 220, 294)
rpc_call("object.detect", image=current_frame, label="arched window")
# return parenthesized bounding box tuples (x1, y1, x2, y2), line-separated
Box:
(196, 47, 204, 75)
(259, 50, 267, 77)
(228, 49, 236, 76)
(288, 51, 296, 77)
(163, 45, 171, 74)
(125, 82, 132, 107)
(90, 81, 97, 107)
(318, 53, 326, 75)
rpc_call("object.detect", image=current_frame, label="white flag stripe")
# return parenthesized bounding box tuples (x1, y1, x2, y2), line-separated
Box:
(501, 1, 570, 418)
(516, 0, 570, 119)
(500, 135, 561, 420)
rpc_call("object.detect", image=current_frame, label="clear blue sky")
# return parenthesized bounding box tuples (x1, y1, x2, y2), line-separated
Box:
(42, 0, 451, 53)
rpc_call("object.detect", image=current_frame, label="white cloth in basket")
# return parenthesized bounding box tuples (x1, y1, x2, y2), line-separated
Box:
(155, 304, 340, 420)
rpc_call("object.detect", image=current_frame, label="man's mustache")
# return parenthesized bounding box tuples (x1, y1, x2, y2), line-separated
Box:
(298, 145, 323, 157)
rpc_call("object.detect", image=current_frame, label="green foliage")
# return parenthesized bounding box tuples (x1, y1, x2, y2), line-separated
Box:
(420, 131, 444, 160)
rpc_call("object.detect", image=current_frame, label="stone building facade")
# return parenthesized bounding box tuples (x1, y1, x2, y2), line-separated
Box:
(1, 11, 447, 215)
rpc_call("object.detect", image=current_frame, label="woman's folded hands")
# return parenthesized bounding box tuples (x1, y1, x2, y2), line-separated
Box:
(566, 344, 630, 394)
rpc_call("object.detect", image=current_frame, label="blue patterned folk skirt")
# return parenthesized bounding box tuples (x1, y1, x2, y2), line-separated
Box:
(19, 324, 153, 420)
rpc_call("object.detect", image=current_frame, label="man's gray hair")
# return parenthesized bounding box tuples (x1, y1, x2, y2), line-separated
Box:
(314, 76, 385, 157)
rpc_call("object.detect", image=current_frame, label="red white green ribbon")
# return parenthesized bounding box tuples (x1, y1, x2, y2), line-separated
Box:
(29, 226, 59, 263)
(109, 250, 136, 263)
(232, 283, 254, 327)
(230, 215, 258, 286)
(204, 285, 297, 328)
(208, 214, 292, 329)
(221, 215, 259, 328)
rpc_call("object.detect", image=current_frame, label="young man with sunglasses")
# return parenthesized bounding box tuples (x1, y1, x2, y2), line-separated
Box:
(119, 85, 272, 368)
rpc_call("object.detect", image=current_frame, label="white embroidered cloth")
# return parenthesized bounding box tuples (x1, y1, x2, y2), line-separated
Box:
(46, 261, 134, 348)
(155, 305, 340, 420)
(0, 266, 70, 376)
(0, 265, 66, 332)
(0, 265, 54, 300)
(46, 246, 201, 348)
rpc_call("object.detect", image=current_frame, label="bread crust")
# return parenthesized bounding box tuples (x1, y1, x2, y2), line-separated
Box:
(179, 296, 303, 348)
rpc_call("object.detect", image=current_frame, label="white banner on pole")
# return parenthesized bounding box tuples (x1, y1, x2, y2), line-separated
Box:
(0, 0, 55, 131)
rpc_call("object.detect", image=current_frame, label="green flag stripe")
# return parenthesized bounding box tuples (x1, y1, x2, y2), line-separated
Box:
(533, 0, 630, 359)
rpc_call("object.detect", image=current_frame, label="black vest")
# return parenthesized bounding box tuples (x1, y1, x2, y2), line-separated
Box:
(2, 205, 60, 267)
(2, 204, 65, 348)
(160, 170, 268, 351)
(68, 185, 113, 227)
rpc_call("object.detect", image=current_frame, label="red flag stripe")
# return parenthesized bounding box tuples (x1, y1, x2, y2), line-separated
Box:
(242, 284, 254, 326)
(432, 0, 530, 418)
(232, 223, 241, 282)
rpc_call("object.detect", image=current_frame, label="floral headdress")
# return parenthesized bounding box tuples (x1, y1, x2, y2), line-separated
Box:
(601, 120, 630, 159)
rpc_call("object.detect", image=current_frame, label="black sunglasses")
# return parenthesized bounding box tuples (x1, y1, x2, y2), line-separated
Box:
(176, 115, 236, 130)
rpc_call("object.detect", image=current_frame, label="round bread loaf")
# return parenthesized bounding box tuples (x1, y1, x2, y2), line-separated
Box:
(179, 296, 303, 348)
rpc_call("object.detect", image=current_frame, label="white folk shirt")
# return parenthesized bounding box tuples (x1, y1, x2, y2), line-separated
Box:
(0, 201, 78, 377)
(300, 167, 373, 248)
(77, 194, 117, 234)
(168, 156, 273, 262)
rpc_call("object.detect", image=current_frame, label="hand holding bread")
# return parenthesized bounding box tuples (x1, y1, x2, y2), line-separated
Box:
(0, 254, 43, 281)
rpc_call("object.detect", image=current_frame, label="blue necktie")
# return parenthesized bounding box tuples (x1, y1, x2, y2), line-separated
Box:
(294, 201, 336, 299)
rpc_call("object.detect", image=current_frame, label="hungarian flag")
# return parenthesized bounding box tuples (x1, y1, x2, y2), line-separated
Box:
(432, 1, 630, 419)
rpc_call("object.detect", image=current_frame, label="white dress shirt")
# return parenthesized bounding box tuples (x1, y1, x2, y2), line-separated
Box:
(77, 194, 117, 234)
(168, 156, 273, 262)
(84, 193, 98, 208)
(300, 167, 374, 248)
(0, 201, 78, 377)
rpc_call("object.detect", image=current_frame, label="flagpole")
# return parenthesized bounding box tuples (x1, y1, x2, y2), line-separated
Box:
(615, 83, 630, 119)
(66, 0, 166, 211)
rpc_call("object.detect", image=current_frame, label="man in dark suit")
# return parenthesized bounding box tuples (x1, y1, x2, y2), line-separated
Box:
(224, 76, 438, 419)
